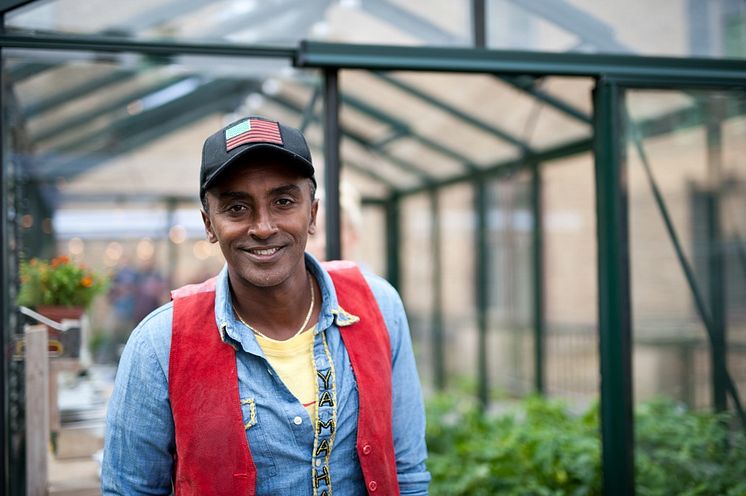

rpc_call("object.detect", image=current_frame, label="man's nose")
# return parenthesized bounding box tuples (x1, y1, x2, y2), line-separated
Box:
(248, 210, 278, 239)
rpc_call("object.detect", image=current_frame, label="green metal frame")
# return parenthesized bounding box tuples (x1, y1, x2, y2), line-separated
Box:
(475, 179, 489, 408)
(430, 190, 446, 390)
(323, 68, 342, 261)
(530, 163, 545, 394)
(2, 26, 746, 496)
(1, 33, 296, 58)
(295, 41, 746, 82)
(594, 79, 634, 496)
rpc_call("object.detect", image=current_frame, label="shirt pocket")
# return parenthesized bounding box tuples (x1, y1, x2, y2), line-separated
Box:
(240, 397, 278, 477)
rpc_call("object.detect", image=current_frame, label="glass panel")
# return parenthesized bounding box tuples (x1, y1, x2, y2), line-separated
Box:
(626, 87, 746, 495)
(339, 70, 591, 192)
(543, 153, 599, 404)
(438, 183, 477, 390)
(626, 89, 746, 412)
(7, 0, 473, 47)
(401, 193, 435, 388)
(7, 0, 745, 57)
(487, 0, 746, 59)
(487, 172, 535, 396)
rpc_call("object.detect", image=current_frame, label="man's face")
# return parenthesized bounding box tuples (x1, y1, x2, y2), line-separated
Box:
(202, 160, 318, 290)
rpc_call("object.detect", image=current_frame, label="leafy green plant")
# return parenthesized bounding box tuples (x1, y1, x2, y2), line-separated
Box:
(18, 256, 108, 309)
(426, 394, 746, 496)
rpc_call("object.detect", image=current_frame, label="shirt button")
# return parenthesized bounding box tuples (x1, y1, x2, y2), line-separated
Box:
(368, 480, 377, 492)
(315, 459, 322, 467)
(267, 368, 273, 375)
(362, 444, 372, 455)
(293, 416, 303, 425)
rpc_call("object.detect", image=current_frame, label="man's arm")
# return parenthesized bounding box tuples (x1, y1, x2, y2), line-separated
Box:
(101, 308, 175, 495)
(368, 275, 431, 495)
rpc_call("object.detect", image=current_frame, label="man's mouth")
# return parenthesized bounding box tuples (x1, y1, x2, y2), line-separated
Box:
(246, 247, 280, 256)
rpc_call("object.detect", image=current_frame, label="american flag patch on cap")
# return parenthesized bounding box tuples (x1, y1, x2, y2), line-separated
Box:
(225, 118, 283, 152)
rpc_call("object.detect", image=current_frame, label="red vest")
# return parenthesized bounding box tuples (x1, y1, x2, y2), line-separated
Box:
(169, 261, 400, 495)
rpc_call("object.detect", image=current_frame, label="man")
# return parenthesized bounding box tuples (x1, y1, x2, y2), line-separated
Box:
(102, 116, 430, 495)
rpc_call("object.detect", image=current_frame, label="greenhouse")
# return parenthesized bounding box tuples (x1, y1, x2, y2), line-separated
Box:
(1, 1, 745, 494)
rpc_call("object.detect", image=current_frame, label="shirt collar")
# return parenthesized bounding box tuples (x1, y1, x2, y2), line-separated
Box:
(213, 252, 360, 354)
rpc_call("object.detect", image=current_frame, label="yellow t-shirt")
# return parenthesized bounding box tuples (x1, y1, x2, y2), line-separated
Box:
(255, 327, 317, 420)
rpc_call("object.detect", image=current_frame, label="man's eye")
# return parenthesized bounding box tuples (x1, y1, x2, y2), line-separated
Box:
(276, 198, 294, 207)
(227, 204, 247, 213)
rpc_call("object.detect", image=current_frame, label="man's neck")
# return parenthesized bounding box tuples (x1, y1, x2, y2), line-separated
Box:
(229, 265, 319, 341)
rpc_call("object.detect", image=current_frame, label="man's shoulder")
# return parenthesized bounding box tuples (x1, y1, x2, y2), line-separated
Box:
(126, 301, 175, 354)
(359, 269, 401, 305)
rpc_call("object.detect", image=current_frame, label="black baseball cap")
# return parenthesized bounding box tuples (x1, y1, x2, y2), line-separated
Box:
(200, 116, 315, 199)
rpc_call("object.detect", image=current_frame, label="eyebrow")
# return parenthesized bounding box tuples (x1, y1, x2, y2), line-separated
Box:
(217, 184, 303, 201)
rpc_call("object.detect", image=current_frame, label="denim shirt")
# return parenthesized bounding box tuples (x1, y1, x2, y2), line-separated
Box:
(102, 254, 431, 495)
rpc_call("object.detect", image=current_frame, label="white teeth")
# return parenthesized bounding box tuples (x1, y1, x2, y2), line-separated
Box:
(251, 248, 278, 256)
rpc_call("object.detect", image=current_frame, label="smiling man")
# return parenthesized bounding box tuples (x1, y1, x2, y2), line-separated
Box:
(102, 116, 431, 495)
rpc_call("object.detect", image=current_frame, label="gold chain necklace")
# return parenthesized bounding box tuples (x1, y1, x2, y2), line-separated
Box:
(233, 272, 315, 340)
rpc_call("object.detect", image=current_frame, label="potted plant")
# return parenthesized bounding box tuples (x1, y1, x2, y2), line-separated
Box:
(18, 256, 108, 357)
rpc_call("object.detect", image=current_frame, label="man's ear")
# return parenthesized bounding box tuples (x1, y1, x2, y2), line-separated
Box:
(308, 199, 319, 235)
(201, 208, 218, 243)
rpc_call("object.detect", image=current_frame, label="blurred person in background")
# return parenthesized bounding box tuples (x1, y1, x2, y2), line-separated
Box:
(102, 116, 430, 495)
(306, 180, 363, 262)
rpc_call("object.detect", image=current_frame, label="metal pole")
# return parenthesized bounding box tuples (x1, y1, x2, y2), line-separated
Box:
(0, 11, 7, 491)
(475, 180, 489, 408)
(593, 79, 635, 495)
(430, 190, 445, 390)
(705, 101, 727, 412)
(385, 193, 401, 291)
(323, 68, 341, 261)
(472, 0, 487, 48)
(531, 163, 545, 394)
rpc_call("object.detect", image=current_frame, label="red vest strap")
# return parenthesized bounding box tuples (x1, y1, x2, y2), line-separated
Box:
(169, 289, 256, 496)
(324, 261, 400, 495)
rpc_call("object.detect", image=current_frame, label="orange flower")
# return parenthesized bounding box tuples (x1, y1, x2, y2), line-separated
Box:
(51, 255, 70, 267)
(81, 276, 94, 288)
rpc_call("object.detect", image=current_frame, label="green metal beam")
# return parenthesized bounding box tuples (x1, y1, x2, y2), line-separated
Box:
(337, 0, 593, 128)
(472, 0, 486, 48)
(498, 75, 592, 124)
(24, 69, 136, 118)
(386, 193, 402, 291)
(0, 0, 36, 14)
(323, 68, 342, 261)
(361, 0, 465, 46)
(0, 33, 296, 58)
(7, 61, 57, 82)
(296, 41, 746, 85)
(373, 72, 532, 152)
(509, 0, 628, 53)
(339, 89, 480, 172)
(475, 179, 489, 409)
(430, 189, 446, 390)
(36, 79, 256, 179)
(530, 162, 545, 394)
(32, 74, 193, 144)
(265, 92, 434, 185)
(594, 78, 634, 496)
(400, 136, 591, 197)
